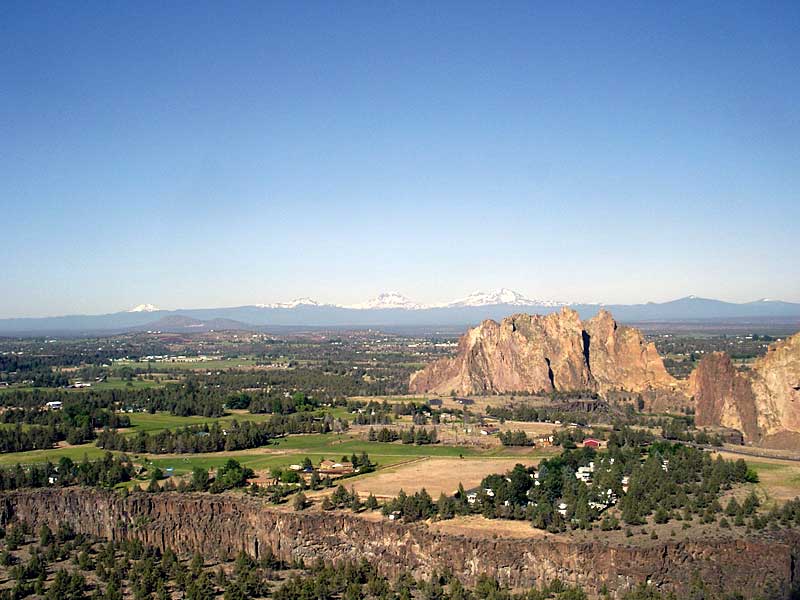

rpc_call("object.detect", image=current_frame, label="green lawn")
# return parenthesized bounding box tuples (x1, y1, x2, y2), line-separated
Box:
(0, 444, 106, 466)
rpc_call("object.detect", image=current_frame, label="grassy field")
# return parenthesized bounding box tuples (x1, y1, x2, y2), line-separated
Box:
(5, 431, 797, 505)
(0, 378, 163, 394)
(139, 438, 550, 481)
(712, 450, 800, 503)
(131, 430, 550, 477)
(113, 358, 259, 371)
(0, 444, 106, 466)
(124, 411, 275, 434)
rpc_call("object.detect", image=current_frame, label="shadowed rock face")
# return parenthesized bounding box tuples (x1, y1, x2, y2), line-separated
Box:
(1, 488, 798, 599)
(409, 308, 677, 396)
(689, 352, 761, 441)
(692, 332, 800, 446)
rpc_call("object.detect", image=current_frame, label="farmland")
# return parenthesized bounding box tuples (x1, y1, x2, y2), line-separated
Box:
(2, 328, 800, 520)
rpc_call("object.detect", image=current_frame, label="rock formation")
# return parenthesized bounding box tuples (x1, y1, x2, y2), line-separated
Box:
(692, 331, 800, 447)
(2, 488, 798, 599)
(409, 308, 678, 397)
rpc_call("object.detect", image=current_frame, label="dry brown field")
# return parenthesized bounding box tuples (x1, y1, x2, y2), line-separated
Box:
(343, 456, 540, 499)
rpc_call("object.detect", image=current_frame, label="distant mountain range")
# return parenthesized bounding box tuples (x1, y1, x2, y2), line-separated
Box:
(251, 289, 563, 310)
(1, 289, 800, 336)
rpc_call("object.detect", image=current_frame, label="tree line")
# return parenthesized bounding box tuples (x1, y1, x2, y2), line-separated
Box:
(96, 413, 349, 455)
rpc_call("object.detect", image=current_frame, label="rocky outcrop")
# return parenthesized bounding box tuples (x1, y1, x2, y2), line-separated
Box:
(692, 332, 800, 446)
(2, 488, 799, 598)
(409, 308, 678, 397)
(689, 352, 761, 441)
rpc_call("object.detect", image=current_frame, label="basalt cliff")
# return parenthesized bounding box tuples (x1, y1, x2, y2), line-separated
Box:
(409, 308, 679, 398)
(691, 331, 800, 448)
(2, 488, 799, 598)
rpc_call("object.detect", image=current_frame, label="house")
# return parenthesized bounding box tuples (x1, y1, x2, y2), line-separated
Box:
(575, 467, 592, 483)
(480, 426, 500, 436)
(319, 460, 354, 475)
(44, 401, 63, 410)
(248, 471, 277, 486)
(582, 438, 601, 449)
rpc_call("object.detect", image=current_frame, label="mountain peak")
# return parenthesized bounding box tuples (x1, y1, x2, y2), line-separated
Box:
(128, 304, 160, 313)
(257, 298, 324, 309)
(348, 292, 422, 310)
(446, 288, 563, 308)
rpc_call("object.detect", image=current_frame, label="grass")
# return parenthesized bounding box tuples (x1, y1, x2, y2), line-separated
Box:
(113, 358, 259, 371)
(0, 444, 106, 466)
(0, 377, 162, 394)
(142, 452, 415, 476)
(124, 411, 274, 434)
(0, 413, 549, 485)
(88, 378, 164, 391)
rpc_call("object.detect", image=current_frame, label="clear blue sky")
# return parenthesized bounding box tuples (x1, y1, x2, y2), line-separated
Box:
(2, 2, 799, 317)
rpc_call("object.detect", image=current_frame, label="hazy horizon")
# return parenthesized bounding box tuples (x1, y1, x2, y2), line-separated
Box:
(3, 290, 800, 321)
(3, 2, 799, 318)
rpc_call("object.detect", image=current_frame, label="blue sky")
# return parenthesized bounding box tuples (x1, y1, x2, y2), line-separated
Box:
(1, 2, 799, 317)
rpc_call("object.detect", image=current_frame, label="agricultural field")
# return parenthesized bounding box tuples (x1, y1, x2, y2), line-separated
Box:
(0, 377, 164, 394)
(712, 450, 800, 503)
(112, 357, 260, 371)
(342, 455, 549, 499)
(0, 443, 106, 467)
(123, 410, 274, 434)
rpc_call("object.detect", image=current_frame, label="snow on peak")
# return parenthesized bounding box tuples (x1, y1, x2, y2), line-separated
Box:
(257, 298, 324, 309)
(128, 304, 160, 313)
(348, 292, 423, 310)
(252, 289, 568, 311)
(445, 288, 563, 308)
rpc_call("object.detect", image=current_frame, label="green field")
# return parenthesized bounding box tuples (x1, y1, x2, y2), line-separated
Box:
(113, 358, 259, 372)
(140, 435, 546, 477)
(0, 444, 106, 467)
(0, 377, 163, 394)
(125, 411, 274, 434)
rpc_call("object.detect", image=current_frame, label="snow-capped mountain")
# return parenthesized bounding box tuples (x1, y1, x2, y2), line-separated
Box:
(443, 288, 565, 308)
(256, 298, 326, 309)
(347, 292, 424, 310)
(128, 304, 160, 313)
(3, 293, 800, 335)
(259, 289, 567, 310)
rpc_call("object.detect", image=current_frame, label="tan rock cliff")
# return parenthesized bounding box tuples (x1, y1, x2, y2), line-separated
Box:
(692, 331, 800, 446)
(409, 308, 677, 396)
